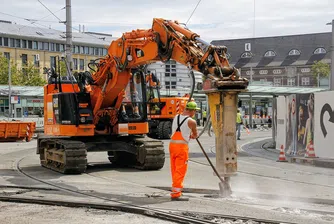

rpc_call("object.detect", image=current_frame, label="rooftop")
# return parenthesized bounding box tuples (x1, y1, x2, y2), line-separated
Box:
(0, 21, 116, 47)
(211, 32, 331, 68)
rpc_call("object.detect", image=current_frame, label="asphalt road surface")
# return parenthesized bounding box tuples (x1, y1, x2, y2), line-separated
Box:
(1, 131, 334, 223)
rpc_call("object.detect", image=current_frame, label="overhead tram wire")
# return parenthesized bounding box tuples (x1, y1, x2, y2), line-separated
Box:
(186, 0, 202, 25)
(37, 0, 63, 22)
(36, 0, 109, 43)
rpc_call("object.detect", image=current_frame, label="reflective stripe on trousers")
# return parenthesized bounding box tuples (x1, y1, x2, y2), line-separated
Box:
(170, 139, 188, 145)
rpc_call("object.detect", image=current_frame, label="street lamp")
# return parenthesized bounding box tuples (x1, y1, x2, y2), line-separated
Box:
(326, 20, 334, 90)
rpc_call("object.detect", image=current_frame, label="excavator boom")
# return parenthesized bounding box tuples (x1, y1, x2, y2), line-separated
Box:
(89, 18, 247, 115)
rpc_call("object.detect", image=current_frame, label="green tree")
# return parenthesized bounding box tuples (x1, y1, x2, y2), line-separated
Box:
(59, 60, 68, 77)
(311, 61, 330, 86)
(15, 62, 46, 86)
(0, 53, 19, 85)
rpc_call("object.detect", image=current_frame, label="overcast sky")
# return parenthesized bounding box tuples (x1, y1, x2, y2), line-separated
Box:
(0, 0, 333, 41)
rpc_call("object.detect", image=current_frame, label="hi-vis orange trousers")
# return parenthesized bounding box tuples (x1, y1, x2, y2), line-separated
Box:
(169, 137, 189, 198)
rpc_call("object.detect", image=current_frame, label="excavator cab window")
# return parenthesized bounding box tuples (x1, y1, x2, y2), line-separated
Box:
(120, 71, 148, 122)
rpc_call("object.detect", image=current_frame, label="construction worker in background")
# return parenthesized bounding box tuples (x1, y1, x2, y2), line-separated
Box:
(169, 101, 199, 201)
(236, 109, 243, 140)
(202, 110, 207, 126)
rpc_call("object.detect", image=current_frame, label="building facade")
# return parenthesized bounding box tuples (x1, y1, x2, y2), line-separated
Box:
(211, 32, 331, 88)
(0, 20, 115, 79)
(147, 61, 203, 97)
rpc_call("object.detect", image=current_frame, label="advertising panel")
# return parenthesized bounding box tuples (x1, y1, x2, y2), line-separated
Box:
(314, 91, 334, 159)
(285, 94, 297, 155)
(296, 94, 314, 156)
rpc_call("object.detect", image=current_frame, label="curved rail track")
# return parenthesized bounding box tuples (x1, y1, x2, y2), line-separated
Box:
(0, 154, 298, 224)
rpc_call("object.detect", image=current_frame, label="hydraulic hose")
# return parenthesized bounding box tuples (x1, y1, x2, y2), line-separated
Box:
(188, 70, 196, 102)
(195, 138, 225, 184)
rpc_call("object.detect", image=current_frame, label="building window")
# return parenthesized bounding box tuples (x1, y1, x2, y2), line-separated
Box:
(4, 52, 10, 60)
(274, 78, 282, 86)
(171, 81, 176, 89)
(264, 50, 276, 57)
(22, 40, 27, 48)
(34, 55, 40, 67)
(165, 60, 177, 78)
(73, 58, 78, 70)
(314, 47, 326, 54)
(301, 77, 310, 86)
(301, 68, 311, 73)
(3, 38, 8, 47)
(165, 81, 170, 89)
(28, 40, 32, 49)
(94, 48, 99, 55)
(287, 78, 295, 86)
(79, 59, 84, 70)
(15, 39, 21, 48)
(84, 46, 89, 54)
(74, 46, 79, 54)
(50, 43, 55, 51)
(50, 56, 56, 68)
(288, 49, 301, 56)
(79, 46, 84, 54)
(246, 70, 255, 76)
(98, 48, 103, 56)
(0, 37, 2, 46)
(89, 47, 94, 55)
(60, 44, 64, 52)
(259, 70, 268, 75)
(102, 48, 107, 55)
(273, 69, 282, 74)
(241, 52, 252, 58)
(21, 54, 28, 66)
(10, 38, 14, 47)
(44, 42, 49, 51)
(33, 41, 38, 50)
(56, 43, 60, 52)
(38, 42, 43, 50)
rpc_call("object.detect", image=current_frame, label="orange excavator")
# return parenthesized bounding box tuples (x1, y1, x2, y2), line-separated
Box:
(37, 18, 248, 174)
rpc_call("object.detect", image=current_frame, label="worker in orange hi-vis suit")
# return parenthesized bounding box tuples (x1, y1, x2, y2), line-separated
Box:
(169, 101, 199, 201)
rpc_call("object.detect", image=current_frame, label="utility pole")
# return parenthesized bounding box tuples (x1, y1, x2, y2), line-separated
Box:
(65, 0, 73, 71)
(8, 60, 11, 120)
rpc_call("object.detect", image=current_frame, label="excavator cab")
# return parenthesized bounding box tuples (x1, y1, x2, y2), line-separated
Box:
(120, 70, 148, 122)
(145, 71, 164, 116)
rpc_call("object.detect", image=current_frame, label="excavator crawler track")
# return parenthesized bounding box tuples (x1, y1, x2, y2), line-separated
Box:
(134, 137, 165, 170)
(39, 139, 87, 174)
(133, 137, 165, 170)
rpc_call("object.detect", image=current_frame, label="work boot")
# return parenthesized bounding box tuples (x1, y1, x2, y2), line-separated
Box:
(133, 112, 141, 118)
(121, 111, 128, 119)
(171, 196, 189, 201)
